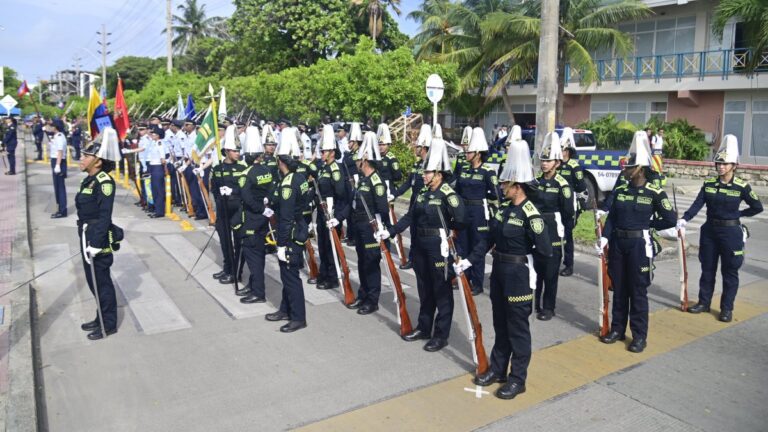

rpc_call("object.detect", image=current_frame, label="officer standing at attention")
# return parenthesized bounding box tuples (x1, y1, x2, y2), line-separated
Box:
(76, 128, 122, 340)
(147, 127, 167, 219)
(557, 127, 587, 276)
(261, 124, 280, 182)
(453, 126, 473, 177)
(181, 119, 208, 220)
(393, 124, 431, 270)
(211, 125, 248, 284)
(382, 132, 465, 352)
(469, 136, 551, 400)
(376, 123, 402, 201)
(238, 126, 276, 304)
(70, 118, 83, 160)
(341, 123, 362, 246)
(678, 135, 763, 322)
(346, 131, 390, 315)
(597, 131, 676, 353)
(50, 119, 69, 218)
(455, 127, 500, 295)
(33, 116, 45, 161)
(265, 129, 310, 333)
(532, 132, 574, 321)
(2, 116, 17, 175)
(316, 124, 350, 290)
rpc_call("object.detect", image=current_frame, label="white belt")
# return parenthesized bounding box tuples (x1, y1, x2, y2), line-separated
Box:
(554, 211, 564, 239)
(526, 254, 536, 290)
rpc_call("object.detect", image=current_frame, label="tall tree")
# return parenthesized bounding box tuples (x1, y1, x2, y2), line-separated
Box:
(407, 0, 457, 58)
(350, 0, 402, 46)
(713, 0, 768, 72)
(165, 0, 228, 55)
(106, 56, 165, 97)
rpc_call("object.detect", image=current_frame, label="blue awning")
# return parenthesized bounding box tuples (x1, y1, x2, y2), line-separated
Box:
(0, 106, 21, 116)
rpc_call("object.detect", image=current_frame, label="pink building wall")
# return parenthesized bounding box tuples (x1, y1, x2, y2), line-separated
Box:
(562, 94, 591, 126)
(666, 91, 724, 136)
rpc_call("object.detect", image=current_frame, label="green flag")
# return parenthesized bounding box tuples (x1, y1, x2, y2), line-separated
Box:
(193, 100, 219, 159)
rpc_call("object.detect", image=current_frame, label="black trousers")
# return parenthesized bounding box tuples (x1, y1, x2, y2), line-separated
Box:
(80, 249, 118, 331)
(242, 232, 266, 298)
(562, 217, 575, 267)
(215, 200, 241, 275)
(411, 238, 454, 340)
(534, 247, 562, 312)
(608, 237, 651, 340)
(489, 259, 532, 385)
(698, 223, 744, 311)
(353, 221, 382, 307)
(278, 246, 306, 321)
(316, 211, 342, 285)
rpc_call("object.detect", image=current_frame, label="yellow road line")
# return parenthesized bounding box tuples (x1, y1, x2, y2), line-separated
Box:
(297, 288, 768, 432)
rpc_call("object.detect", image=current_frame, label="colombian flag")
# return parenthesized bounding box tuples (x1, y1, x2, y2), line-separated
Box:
(87, 87, 108, 137)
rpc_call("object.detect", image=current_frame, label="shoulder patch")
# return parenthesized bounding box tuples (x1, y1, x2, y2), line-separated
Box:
(96, 172, 110, 182)
(375, 184, 385, 197)
(522, 201, 540, 217)
(101, 182, 114, 197)
(749, 190, 758, 200)
(448, 194, 459, 208)
(282, 187, 292, 200)
(530, 217, 544, 234)
(332, 170, 341, 182)
(563, 186, 572, 199)
(238, 176, 246, 188)
(661, 197, 673, 211)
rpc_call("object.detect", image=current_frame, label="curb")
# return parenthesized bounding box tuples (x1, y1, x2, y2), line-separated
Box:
(5, 139, 39, 431)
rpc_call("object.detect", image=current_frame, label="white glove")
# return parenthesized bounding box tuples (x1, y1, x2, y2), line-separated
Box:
(595, 237, 608, 256)
(326, 218, 340, 228)
(307, 222, 315, 234)
(387, 193, 395, 203)
(595, 209, 607, 219)
(676, 219, 687, 230)
(374, 229, 390, 241)
(219, 186, 233, 196)
(120, 148, 127, 154)
(262, 207, 274, 218)
(277, 246, 287, 262)
(86, 246, 102, 258)
(54, 165, 61, 174)
(453, 258, 472, 275)
(263, 197, 270, 205)
(193, 167, 203, 176)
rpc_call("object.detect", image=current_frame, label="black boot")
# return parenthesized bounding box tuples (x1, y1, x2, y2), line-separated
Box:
(599, 330, 626, 344)
(473, 370, 507, 386)
(688, 303, 710, 314)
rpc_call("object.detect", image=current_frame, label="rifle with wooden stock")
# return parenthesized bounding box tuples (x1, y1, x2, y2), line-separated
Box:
(673, 186, 689, 312)
(304, 227, 320, 281)
(592, 197, 611, 337)
(313, 181, 355, 305)
(437, 209, 489, 376)
(359, 193, 412, 336)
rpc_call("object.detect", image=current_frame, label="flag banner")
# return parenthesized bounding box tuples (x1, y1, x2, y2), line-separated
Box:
(17, 80, 29, 98)
(177, 93, 185, 120)
(185, 94, 196, 120)
(87, 87, 108, 137)
(193, 100, 219, 159)
(218, 87, 227, 119)
(114, 78, 130, 140)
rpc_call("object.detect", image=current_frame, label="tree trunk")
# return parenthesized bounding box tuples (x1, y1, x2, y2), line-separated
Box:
(556, 43, 566, 126)
(500, 86, 517, 126)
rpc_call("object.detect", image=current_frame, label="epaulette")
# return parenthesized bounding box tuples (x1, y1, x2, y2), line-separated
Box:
(370, 172, 382, 185)
(480, 163, 495, 172)
(704, 176, 718, 183)
(237, 161, 248, 168)
(282, 172, 294, 184)
(242, 166, 252, 175)
(96, 172, 111, 183)
(522, 200, 540, 217)
(616, 183, 629, 192)
(646, 182, 663, 193)
(733, 177, 747, 187)
(554, 174, 569, 188)
(440, 183, 455, 195)
(568, 159, 580, 168)
(329, 162, 339, 171)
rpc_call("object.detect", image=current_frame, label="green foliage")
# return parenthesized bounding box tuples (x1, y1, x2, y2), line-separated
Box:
(175, 37, 225, 75)
(2, 67, 22, 98)
(573, 210, 598, 244)
(167, 0, 228, 55)
(652, 118, 709, 161)
(223, 38, 458, 124)
(389, 139, 417, 181)
(713, 0, 768, 72)
(133, 71, 211, 113)
(577, 114, 636, 150)
(348, 1, 409, 52)
(106, 57, 166, 97)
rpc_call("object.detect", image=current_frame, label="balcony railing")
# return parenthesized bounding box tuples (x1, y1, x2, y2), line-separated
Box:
(499, 48, 768, 87)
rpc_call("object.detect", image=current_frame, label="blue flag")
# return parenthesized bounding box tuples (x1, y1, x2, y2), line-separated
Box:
(185, 94, 196, 120)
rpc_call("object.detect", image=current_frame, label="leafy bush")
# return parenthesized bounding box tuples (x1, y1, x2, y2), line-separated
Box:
(389, 140, 418, 182)
(576, 114, 635, 150)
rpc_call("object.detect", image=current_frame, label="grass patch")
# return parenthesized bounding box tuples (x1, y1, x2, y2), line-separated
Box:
(574, 210, 599, 244)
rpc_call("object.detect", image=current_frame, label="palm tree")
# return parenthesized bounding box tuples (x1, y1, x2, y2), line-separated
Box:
(351, 0, 402, 46)
(480, 0, 653, 122)
(407, 0, 456, 58)
(164, 0, 228, 55)
(713, 0, 768, 72)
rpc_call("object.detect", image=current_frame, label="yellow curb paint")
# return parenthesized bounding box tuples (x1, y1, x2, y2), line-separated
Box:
(167, 213, 180, 221)
(179, 220, 195, 231)
(297, 293, 768, 432)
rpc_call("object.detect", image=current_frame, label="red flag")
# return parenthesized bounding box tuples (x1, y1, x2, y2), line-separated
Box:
(113, 78, 130, 140)
(17, 80, 29, 98)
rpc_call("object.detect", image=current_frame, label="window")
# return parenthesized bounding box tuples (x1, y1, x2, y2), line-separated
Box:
(723, 101, 746, 154)
(590, 100, 665, 125)
(619, 16, 696, 57)
(651, 102, 668, 121)
(752, 100, 768, 157)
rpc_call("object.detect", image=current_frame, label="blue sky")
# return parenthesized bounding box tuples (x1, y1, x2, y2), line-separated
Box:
(0, 0, 420, 84)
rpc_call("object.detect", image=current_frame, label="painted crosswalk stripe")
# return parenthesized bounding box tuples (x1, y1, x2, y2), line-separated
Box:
(157, 233, 274, 319)
(113, 240, 192, 335)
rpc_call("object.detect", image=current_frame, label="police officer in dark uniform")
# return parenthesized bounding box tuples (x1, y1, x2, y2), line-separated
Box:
(557, 127, 587, 277)
(597, 131, 676, 353)
(678, 135, 763, 322)
(211, 125, 248, 284)
(341, 123, 362, 246)
(238, 126, 275, 304)
(453, 126, 472, 178)
(455, 127, 500, 295)
(2, 116, 17, 175)
(383, 134, 465, 352)
(265, 127, 310, 332)
(470, 137, 551, 400)
(345, 131, 390, 315)
(315, 124, 350, 290)
(50, 119, 69, 218)
(393, 124, 431, 270)
(71, 119, 83, 160)
(532, 132, 574, 321)
(261, 124, 280, 183)
(76, 127, 123, 340)
(33, 116, 45, 161)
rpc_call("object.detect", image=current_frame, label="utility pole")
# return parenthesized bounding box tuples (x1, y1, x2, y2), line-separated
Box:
(534, 0, 559, 160)
(166, 0, 173, 74)
(96, 24, 111, 97)
(72, 55, 82, 97)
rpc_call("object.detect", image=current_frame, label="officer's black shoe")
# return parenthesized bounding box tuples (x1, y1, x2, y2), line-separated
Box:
(194, 215, 207, 220)
(280, 320, 307, 333)
(218, 274, 235, 284)
(265, 311, 290, 322)
(495, 382, 526, 400)
(559, 266, 573, 277)
(345, 239, 355, 247)
(212, 270, 227, 279)
(473, 370, 507, 387)
(86, 328, 117, 341)
(307, 277, 317, 285)
(628, 338, 647, 353)
(318, 281, 338, 290)
(599, 330, 626, 344)
(80, 320, 99, 331)
(235, 286, 251, 296)
(424, 338, 448, 352)
(346, 299, 364, 310)
(51, 212, 67, 219)
(688, 303, 710, 314)
(471, 286, 483, 296)
(148, 214, 164, 219)
(718, 310, 733, 323)
(536, 309, 554, 321)
(357, 304, 379, 315)
(241, 295, 266, 304)
(399, 261, 413, 270)
(315, 281, 328, 290)
(402, 329, 430, 342)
